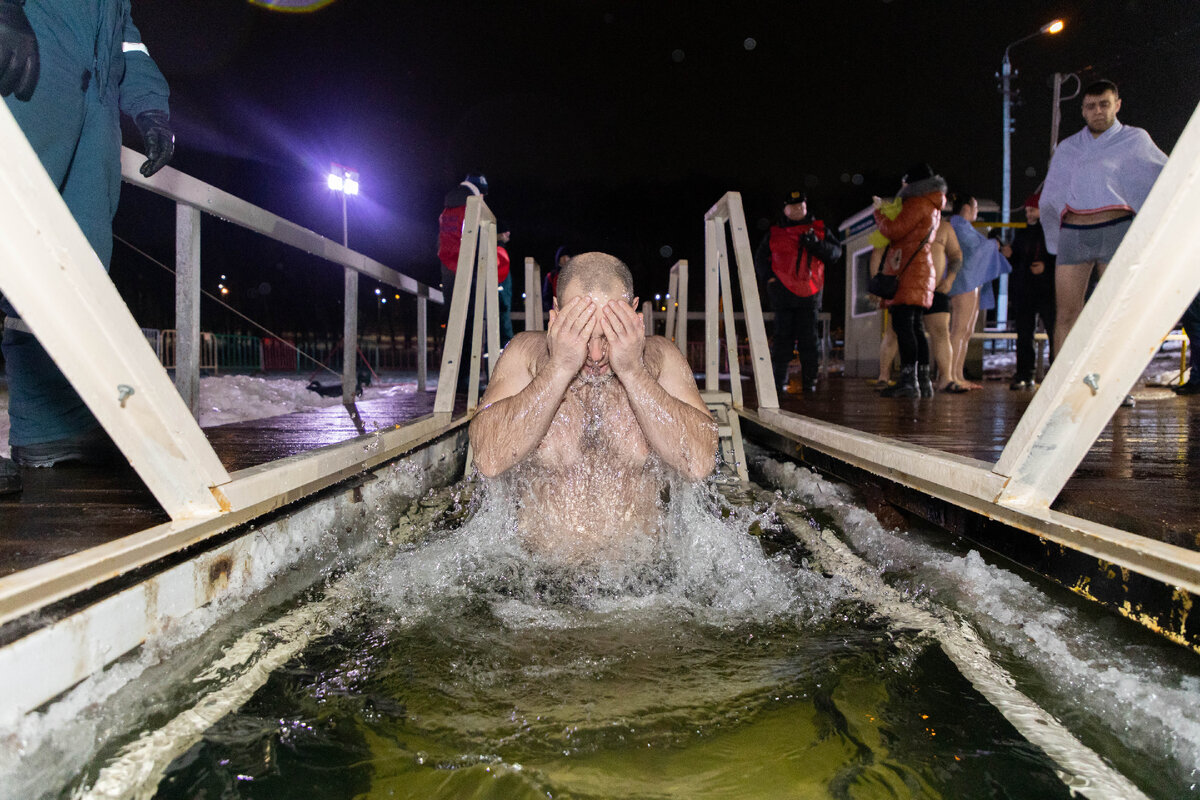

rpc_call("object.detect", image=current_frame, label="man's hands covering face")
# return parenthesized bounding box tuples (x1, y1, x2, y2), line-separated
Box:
(600, 300, 644, 378)
(546, 296, 596, 378)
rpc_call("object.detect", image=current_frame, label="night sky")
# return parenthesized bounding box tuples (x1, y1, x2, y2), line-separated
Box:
(110, 0, 1200, 335)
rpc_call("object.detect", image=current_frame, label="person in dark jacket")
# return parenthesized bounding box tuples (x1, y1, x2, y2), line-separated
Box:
(542, 245, 571, 315)
(755, 190, 842, 394)
(1007, 194, 1056, 389)
(496, 221, 514, 347)
(0, 0, 175, 491)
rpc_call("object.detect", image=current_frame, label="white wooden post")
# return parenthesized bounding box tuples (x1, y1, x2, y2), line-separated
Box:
(725, 193, 777, 409)
(714, 223, 743, 408)
(468, 250, 485, 410)
(665, 268, 678, 343)
(482, 221, 500, 378)
(341, 266, 358, 405)
(175, 203, 201, 418)
(525, 257, 544, 331)
(642, 300, 654, 337)
(704, 218, 721, 391)
(994, 100, 1200, 508)
(703, 193, 778, 409)
(670, 259, 689, 357)
(416, 290, 428, 392)
(434, 196, 481, 413)
(0, 104, 229, 519)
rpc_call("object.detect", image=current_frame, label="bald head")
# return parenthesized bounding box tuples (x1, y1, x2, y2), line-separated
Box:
(557, 252, 635, 303)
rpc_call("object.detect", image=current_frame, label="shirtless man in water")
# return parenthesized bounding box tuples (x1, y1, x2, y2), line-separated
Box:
(469, 252, 718, 563)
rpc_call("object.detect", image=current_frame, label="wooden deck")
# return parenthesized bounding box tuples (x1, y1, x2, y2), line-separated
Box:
(1, 372, 1197, 582)
(0, 385, 452, 578)
(770, 375, 1200, 552)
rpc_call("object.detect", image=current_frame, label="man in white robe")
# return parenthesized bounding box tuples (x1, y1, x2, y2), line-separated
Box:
(1040, 79, 1167, 361)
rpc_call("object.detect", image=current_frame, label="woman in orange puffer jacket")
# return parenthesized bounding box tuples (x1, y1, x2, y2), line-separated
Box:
(872, 164, 947, 397)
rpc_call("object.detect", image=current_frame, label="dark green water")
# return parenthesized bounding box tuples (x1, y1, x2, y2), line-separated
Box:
(145, 484, 1073, 800)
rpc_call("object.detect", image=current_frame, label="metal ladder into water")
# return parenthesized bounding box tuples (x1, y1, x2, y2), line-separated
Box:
(701, 390, 747, 483)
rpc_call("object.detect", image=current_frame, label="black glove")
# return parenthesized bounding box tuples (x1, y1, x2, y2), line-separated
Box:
(0, 0, 39, 102)
(799, 231, 819, 252)
(134, 110, 175, 177)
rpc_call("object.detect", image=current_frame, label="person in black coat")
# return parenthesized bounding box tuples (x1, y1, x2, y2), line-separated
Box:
(1007, 194, 1056, 389)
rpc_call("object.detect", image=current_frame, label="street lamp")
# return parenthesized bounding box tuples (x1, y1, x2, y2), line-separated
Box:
(329, 162, 360, 248)
(998, 18, 1064, 324)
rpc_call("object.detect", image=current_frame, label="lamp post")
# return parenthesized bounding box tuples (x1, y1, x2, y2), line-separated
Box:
(998, 18, 1063, 325)
(329, 162, 361, 402)
(328, 163, 360, 248)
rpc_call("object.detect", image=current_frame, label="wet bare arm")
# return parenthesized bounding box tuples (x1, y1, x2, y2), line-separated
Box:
(601, 301, 717, 480)
(936, 223, 963, 294)
(469, 298, 596, 477)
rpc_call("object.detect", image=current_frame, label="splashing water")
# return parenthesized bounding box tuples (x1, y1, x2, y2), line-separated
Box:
(126, 474, 1082, 798)
(11, 461, 1152, 798)
(755, 446, 1200, 798)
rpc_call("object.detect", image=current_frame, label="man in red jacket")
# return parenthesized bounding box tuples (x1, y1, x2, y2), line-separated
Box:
(754, 191, 842, 394)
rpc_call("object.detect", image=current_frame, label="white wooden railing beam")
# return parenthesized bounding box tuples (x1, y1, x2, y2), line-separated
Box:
(0, 105, 229, 519)
(434, 195, 497, 414)
(120, 149, 440, 304)
(994, 100, 1200, 508)
(703, 192, 778, 408)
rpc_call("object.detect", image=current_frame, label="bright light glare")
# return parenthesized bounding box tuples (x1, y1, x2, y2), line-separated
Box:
(374, 288, 381, 295)
(1042, 19, 1064, 34)
(327, 173, 343, 192)
(344, 178, 360, 196)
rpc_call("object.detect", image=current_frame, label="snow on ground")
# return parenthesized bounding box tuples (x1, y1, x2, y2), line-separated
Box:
(0, 372, 433, 458)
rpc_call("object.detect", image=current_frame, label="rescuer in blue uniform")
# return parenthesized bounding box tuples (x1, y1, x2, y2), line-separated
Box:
(0, 0, 175, 494)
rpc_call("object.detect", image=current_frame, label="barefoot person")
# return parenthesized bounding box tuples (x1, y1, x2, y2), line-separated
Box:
(469, 252, 718, 563)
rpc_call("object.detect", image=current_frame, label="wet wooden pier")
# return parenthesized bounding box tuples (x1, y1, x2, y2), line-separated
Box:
(0, 385, 451, 578)
(1, 372, 1196, 581)
(771, 376, 1200, 551)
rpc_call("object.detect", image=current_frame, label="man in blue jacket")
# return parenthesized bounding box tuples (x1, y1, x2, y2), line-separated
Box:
(0, 0, 175, 494)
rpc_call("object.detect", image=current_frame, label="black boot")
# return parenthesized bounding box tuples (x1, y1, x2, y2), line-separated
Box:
(881, 365, 919, 398)
(917, 365, 934, 398)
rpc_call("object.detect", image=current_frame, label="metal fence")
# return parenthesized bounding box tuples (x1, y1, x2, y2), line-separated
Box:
(143, 328, 436, 374)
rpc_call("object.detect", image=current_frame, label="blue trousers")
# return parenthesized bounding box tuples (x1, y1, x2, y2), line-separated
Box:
(2, 11, 122, 446)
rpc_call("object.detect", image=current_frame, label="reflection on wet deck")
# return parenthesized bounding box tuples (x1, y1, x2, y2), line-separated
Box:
(0, 387, 452, 578)
(771, 376, 1200, 551)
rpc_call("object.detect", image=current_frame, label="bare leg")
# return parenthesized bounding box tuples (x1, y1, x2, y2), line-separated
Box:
(924, 311, 953, 389)
(878, 327, 898, 383)
(949, 289, 980, 386)
(1053, 261, 1102, 358)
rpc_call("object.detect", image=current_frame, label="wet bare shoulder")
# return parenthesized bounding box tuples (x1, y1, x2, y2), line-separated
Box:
(508, 330, 550, 378)
(642, 336, 676, 380)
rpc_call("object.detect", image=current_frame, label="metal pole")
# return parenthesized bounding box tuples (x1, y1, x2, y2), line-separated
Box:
(998, 50, 1013, 327)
